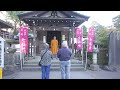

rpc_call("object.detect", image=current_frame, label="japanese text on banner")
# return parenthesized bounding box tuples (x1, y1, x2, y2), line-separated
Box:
(76, 27, 83, 50)
(20, 26, 28, 53)
(87, 26, 95, 52)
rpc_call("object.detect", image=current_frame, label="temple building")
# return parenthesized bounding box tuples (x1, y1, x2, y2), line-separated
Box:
(17, 11, 90, 58)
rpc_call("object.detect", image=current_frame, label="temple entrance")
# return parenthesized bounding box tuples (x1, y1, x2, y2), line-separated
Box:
(47, 31, 61, 48)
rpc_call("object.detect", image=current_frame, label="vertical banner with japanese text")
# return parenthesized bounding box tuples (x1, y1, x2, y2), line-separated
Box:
(87, 26, 95, 52)
(20, 25, 28, 54)
(76, 27, 83, 50)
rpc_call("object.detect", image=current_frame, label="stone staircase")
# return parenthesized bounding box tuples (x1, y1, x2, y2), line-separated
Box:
(22, 56, 85, 71)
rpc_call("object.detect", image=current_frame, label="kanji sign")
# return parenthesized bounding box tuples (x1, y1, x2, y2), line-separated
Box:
(87, 26, 95, 52)
(76, 27, 83, 50)
(20, 26, 28, 53)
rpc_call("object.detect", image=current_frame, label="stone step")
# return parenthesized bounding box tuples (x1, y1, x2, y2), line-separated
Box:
(23, 58, 85, 71)
(24, 61, 83, 64)
(23, 63, 84, 67)
(22, 66, 85, 71)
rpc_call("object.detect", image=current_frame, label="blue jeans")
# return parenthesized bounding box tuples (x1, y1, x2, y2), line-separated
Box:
(41, 65, 50, 79)
(60, 60, 71, 79)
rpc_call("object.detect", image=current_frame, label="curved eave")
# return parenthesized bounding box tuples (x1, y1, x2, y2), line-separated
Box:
(17, 11, 33, 16)
(0, 19, 13, 28)
(73, 11, 90, 20)
(17, 11, 44, 19)
(17, 11, 90, 21)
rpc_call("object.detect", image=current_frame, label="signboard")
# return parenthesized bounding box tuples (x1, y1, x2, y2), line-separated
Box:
(0, 37, 4, 68)
(87, 26, 95, 52)
(76, 27, 83, 50)
(20, 26, 28, 54)
(0, 37, 5, 79)
(0, 68, 2, 79)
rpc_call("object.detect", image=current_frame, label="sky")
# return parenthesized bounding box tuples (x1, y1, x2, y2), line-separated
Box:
(0, 11, 7, 21)
(76, 11, 120, 28)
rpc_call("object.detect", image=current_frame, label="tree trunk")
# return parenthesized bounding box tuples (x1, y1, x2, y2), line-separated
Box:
(13, 21, 17, 35)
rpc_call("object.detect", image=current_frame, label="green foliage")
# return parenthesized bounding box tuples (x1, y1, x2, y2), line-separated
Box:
(95, 24, 109, 48)
(7, 11, 25, 35)
(7, 11, 24, 22)
(91, 23, 109, 65)
(98, 48, 108, 65)
(112, 15, 120, 29)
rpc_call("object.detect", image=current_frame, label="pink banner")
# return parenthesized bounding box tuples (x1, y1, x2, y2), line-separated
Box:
(87, 26, 95, 52)
(76, 27, 83, 50)
(20, 25, 28, 54)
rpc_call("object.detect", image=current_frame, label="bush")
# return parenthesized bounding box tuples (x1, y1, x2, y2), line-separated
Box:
(98, 48, 108, 65)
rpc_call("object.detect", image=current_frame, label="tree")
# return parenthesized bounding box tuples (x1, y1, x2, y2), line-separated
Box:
(87, 21, 109, 47)
(91, 21, 101, 26)
(112, 15, 120, 29)
(95, 24, 109, 48)
(91, 22, 109, 65)
(7, 11, 25, 35)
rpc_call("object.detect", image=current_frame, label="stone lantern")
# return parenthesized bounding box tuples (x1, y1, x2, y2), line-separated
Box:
(90, 41, 100, 71)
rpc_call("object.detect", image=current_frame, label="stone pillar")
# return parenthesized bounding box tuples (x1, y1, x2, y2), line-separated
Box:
(93, 45, 97, 64)
(3, 50, 21, 76)
(33, 27, 37, 59)
(90, 45, 100, 71)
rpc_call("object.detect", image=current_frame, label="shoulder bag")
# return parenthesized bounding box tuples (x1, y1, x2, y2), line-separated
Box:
(38, 50, 48, 66)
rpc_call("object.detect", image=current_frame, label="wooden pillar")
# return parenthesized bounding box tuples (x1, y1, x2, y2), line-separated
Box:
(72, 28, 74, 53)
(72, 22, 75, 54)
(0, 27, 1, 37)
(33, 27, 36, 59)
(68, 29, 72, 48)
(31, 39, 33, 57)
(27, 39, 29, 60)
(68, 30, 70, 47)
(68, 29, 71, 48)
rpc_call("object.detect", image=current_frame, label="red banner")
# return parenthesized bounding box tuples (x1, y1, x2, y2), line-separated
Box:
(20, 25, 28, 54)
(76, 27, 83, 50)
(87, 26, 95, 52)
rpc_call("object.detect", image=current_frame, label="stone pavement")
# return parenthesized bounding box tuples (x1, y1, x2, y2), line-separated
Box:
(86, 70, 120, 79)
(3, 70, 120, 79)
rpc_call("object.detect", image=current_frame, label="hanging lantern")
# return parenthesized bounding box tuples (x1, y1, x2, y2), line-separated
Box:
(43, 27, 44, 31)
(54, 28, 55, 31)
